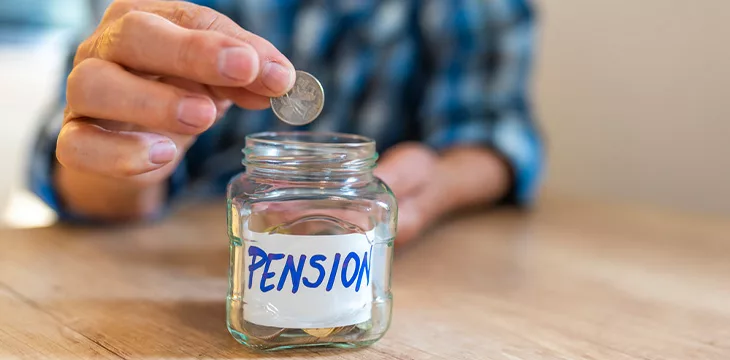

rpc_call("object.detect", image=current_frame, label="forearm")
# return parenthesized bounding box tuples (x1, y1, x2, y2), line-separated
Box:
(434, 146, 512, 214)
(54, 163, 167, 222)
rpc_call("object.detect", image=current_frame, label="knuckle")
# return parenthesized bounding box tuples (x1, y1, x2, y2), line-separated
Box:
(133, 90, 175, 126)
(131, 93, 154, 113)
(74, 28, 112, 63)
(66, 59, 105, 111)
(105, 0, 152, 19)
(168, 2, 219, 30)
(396, 142, 438, 161)
(97, 10, 152, 63)
(100, 11, 145, 60)
(79, 0, 149, 63)
(73, 39, 95, 66)
(69, 57, 104, 81)
(169, 6, 195, 27)
(174, 32, 206, 75)
(117, 10, 148, 29)
(106, 0, 137, 16)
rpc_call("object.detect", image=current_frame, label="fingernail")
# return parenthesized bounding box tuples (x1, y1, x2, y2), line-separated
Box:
(262, 61, 295, 95)
(178, 96, 216, 128)
(219, 45, 259, 82)
(149, 141, 177, 165)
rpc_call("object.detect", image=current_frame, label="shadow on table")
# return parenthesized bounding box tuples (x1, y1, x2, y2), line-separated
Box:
(50, 298, 369, 359)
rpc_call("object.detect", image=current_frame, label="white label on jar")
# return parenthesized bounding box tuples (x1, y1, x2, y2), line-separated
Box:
(242, 230, 374, 329)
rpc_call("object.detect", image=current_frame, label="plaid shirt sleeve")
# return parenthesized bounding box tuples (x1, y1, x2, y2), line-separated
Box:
(418, 0, 545, 206)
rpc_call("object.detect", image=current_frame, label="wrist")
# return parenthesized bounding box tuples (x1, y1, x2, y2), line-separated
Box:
(54, 163, 168, 222)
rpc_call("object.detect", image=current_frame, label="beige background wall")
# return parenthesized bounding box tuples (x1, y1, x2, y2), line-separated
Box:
(534, 0, 730, 214)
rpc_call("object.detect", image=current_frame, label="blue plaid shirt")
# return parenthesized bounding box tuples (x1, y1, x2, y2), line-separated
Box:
(30, 0, 545, 218)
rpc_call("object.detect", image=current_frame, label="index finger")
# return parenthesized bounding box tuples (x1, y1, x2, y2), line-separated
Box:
(94, 1, 295, 96)
(145, 1, 297, 96)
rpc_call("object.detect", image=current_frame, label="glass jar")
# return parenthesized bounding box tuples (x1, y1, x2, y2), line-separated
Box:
(226, 132, 397, 351)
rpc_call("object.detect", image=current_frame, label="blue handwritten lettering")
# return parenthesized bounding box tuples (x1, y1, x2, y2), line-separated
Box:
(261, 252, 285, 292)
(277, 255, 306, 293)
(246, 247, 372, 293)
(355, 246, 372, 292)
(325, 253, 341, 292)
(248, 246, 267, 289)
(302, 254, 327, 288)
(341, 252, 360, 288)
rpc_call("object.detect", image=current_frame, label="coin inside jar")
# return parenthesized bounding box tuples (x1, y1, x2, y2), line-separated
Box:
(303, 327, 337, 338)
(304, 325, 356, 339)
(270, 70, 324, 126)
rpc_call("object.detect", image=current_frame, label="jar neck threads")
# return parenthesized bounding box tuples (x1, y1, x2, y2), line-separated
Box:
(242, 132, 378, 181)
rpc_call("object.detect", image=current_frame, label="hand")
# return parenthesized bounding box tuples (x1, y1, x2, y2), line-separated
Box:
(374, 143, 447, 245)
(58, 0, 295, 185)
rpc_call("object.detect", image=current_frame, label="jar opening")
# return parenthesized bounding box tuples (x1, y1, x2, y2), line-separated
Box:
(247, 132, 374, 147)
(242, 132, 378, 175)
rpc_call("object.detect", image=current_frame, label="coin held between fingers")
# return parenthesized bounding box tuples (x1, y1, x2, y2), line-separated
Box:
(270, 71, 325, 126)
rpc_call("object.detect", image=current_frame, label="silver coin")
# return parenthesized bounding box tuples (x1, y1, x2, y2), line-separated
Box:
(270, 70, 324, 126)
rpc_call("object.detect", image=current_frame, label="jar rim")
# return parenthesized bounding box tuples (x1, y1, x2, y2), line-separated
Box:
(242, 131, 378, 176)
(245, 131, 375, 148)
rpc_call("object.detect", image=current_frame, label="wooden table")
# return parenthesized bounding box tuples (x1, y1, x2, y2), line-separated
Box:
(1, 196, 728, 359)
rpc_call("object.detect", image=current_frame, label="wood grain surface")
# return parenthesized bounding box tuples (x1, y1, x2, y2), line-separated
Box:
(0, 195, 728, 359)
